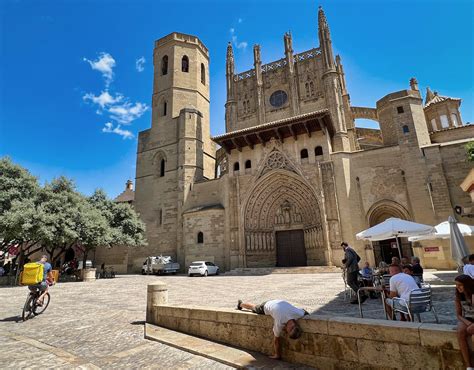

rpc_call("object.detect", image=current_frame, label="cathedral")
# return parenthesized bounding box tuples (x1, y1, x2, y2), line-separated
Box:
(103, 7, 473, 273)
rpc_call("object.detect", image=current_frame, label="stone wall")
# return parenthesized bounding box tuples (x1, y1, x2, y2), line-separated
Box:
(147, 304, 463, 369)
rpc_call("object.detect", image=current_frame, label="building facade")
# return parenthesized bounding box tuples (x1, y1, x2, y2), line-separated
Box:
(126, 7, 473, 272)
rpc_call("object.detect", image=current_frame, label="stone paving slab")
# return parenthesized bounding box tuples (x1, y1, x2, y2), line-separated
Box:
(0, 271, 457, 368)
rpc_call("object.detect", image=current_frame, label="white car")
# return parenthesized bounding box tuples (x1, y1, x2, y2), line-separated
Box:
(188, 261, 219, 277)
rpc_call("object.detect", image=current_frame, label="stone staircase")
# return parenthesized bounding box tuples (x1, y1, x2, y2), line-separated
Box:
(224, 265, 340, 276)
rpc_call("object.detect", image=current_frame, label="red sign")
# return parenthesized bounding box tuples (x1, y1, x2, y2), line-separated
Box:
(424, 246, 440, 252)
(8, 245, 19, 255)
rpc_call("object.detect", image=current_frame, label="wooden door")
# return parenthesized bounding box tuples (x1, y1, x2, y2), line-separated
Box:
(276, 230, 307, 267)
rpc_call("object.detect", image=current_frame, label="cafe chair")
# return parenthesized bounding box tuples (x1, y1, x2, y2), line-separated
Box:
(391, 284, 439, 323)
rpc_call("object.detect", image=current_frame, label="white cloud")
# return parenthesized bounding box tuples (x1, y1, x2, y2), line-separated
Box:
(102, 122, 134, 139)
(108, 101, 148, 124)
(230, 27, 247, 50)
(135, 56, 146, 72)
(83, 52, 116, 86)
(83, 90, 123, 109)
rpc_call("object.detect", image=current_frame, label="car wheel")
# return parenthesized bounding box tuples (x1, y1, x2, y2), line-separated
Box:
(203, 270, 208, 277)
(188, 273, 192, 277)
(216, 269, 219, 275)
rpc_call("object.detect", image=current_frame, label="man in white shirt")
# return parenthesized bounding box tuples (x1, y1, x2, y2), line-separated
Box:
(385, 264, 420, 321)
(237, 299, 307, 359)
(463, 254, 474, 278)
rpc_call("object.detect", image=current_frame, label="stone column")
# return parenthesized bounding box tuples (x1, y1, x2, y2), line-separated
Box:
(146, 282, 168, 324)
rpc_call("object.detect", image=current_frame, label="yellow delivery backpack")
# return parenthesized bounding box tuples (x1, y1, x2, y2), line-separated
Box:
(21, 262, 44, 285)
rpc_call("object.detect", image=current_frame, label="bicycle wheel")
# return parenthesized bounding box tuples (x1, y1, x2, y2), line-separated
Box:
(33, 293, 50, 315)
(22, 295, 35, 321)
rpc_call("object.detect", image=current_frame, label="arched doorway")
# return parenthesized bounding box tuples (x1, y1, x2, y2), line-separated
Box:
(243, 168, 325, 267)
(367, 200, 413, 264)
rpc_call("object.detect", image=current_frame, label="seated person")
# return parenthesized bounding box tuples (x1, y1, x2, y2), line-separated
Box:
(361, 261, 373, 280)
(455, 274, 474, 370)
(237, 299, 307, 359)
(401, 257, 409, 265)
(463, 254, 474, 279)
(402, 264, 421, 287)
(376, 261, 389, 275)
(411, 256, 423, 279)
(384, 264, 420, 321)
(391, 256, 401, 266)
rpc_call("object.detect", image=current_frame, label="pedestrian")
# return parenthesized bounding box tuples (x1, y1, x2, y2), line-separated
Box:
(237, 299, 307, 359)
(455, 274, 474, 370)
(341, 242, 367, 304)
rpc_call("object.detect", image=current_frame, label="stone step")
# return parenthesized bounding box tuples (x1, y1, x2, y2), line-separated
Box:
(145, 323, 305, 369)
(224, 266, 340, 276)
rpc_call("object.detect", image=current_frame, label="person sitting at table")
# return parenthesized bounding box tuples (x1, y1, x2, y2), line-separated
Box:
(391, 256, 401, 266)
(463, 254, 474, 279)
(401, 257, 409, 265)
(411, 256, 423, 277)
(377, 261, 389, 275)
(455, 274, 474, 370)
(402, 264, 421, 287)
(361, 262, 377, 298)
(385, 264, 420, 321)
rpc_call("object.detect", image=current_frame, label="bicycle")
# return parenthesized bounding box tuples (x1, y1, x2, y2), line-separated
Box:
(22, 286, 50, 321)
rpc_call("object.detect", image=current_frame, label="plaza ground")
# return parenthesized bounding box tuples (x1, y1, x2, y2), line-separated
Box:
(0, 271, 456, 368)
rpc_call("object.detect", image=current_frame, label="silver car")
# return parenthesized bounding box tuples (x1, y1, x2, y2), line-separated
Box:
(188, 261, 219, 277)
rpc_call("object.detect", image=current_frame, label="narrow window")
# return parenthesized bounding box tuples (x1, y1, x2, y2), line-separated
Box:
(161, 55, 168, 75)
(201, 63, 205, 84)
(397, 106, 404, 114)
(440, 115, 449, 128)
(181, 55, 189, 72)
(430, 118, 437, 131)
(246, 100, 250, 113)
(160, 159, 165, 177)
(245, 160, 251, 169)
(309, 81, 315, 96)
(300, 149, 309, 159)
(243, 101, 247, 114)
(315, 146, 323, 156)
(163, 101, 167, 116)
(233, 162, 240, 172)
(158, 209, 163, 225)
(197, 232, 204, 244)
(305, 83, 310, 97)
(402, 125, 409, 134)
(451, 113, 459, 126)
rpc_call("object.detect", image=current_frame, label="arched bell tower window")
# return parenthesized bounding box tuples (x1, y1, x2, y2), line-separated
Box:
(402, 125, 409, 134)
(233, 162, 240, 172)
(182, 56, 189, 72)
(160, 159, 166, 177)
(161, 55, 168, 76)
(300, 149, 308, 159)
(197, 232, 204, 244)
(315, 146, 323, 157)
(245, 160, 251, 169)
(201, 63, 205, 85)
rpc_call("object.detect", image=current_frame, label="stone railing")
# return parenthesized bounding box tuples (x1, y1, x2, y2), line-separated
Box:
(145, 283, 463, 369)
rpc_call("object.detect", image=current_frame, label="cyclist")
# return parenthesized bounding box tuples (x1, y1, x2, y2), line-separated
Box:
(31, 255, 54, 305)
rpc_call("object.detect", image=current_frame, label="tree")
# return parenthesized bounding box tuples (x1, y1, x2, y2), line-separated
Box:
(466, 141, 474, 162)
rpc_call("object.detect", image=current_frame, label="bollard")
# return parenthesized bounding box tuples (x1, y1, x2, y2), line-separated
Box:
(146, 281, 168, 324)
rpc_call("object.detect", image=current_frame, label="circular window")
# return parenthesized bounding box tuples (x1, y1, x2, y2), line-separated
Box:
(269, 90, 288, 108)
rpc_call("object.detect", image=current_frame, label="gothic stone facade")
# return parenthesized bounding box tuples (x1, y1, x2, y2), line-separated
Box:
(127, 8, 473, 272)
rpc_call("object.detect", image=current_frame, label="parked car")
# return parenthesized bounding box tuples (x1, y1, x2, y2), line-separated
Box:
(188, 261, 219, 277)
(142, 256, 180, 275)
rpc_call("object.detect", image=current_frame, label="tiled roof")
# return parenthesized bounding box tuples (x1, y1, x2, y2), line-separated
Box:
(425, 93, 460, 109)
(114, 188, 134, 203)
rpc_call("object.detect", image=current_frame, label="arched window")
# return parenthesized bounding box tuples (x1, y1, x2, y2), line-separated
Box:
(315, 146, 323, 157)
(300, 149, 308, 159)
(451, 113, 459, 126)
(161, 55, 168, 75)
(245, 160, 251, 169)
(160, 159, 166, 177)
(305, 83, 310, 97)
(201, 63, 205, 85)
(309, 81, 315, 96)
(402, 125, 409, 134)
(197, 232, 204, 244)
(162, 101, 167, 116)
(233, 162, 240, 172)
(181, 56, 189, 72)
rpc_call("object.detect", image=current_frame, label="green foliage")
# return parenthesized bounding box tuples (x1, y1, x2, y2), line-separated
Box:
(0, 157, 147, 263)
(466, 141, 474, 162)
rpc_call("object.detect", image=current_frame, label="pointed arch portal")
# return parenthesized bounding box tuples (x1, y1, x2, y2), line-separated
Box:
(243, 169, 326, 267)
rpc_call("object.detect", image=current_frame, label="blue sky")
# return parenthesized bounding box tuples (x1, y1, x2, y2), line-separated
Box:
(1, 0, 472, 198)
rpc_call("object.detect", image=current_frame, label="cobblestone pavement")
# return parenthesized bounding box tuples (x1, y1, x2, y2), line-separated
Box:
(0, 271, 457, 368)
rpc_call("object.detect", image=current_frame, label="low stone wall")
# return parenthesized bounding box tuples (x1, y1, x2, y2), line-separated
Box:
(147, 300, 463, 368)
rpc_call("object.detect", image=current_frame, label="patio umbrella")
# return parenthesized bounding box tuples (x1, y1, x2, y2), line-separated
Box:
(449, 215, 471, 268)
(408, 220, 474, 241)
(356, 217, 435, 258)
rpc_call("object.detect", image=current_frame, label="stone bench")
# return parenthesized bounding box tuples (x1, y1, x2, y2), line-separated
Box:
(146, 282, 463, 369)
